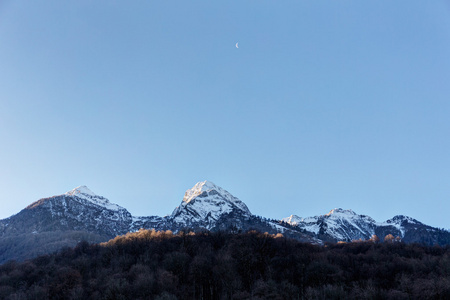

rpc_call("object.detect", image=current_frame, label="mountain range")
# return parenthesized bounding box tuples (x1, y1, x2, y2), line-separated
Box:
(0, 180, 448, 263)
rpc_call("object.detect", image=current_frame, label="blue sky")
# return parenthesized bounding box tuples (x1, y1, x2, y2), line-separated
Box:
(1, 1, 449, 229)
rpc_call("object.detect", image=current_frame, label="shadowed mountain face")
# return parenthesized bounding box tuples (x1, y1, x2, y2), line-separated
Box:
(1, 182, 449, 263)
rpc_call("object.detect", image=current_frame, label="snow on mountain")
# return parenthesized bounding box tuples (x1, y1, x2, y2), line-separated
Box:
(65, 186, 123, 212)
(16, 186, 134, 238)
(181, 181, 250, 213)
(322, 208, 377, 241)
(379, 215, 422, 227)
(283, 208, 377, 241)
(65, 185, 97, 197)
(375, 215, 424, 238)
(1, 181, 449, 264)
(282, 215, 303, 226)
(171, 180, 251, 229)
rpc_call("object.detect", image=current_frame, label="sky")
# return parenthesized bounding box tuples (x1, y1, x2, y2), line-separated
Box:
(1, 1, 449, 229)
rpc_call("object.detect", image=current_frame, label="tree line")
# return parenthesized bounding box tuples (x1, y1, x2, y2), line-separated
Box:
(0, 229, 449, 299)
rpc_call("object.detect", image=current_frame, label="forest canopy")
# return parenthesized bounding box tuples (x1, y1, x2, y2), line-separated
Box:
(0, 229, 449, 299)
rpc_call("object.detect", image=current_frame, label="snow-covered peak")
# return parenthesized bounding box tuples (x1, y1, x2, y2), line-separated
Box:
(382, 215, 422, 226)
(324, 208, 376, 225)
(64, 186, 123, 212)
(325, 208, 356, 217)
(65, 186, 97, 197)
(183, 180, 236, 204)
(171, 181, 251, 228)
(281, 208, 378, 241)
(282, 215, 303, 226)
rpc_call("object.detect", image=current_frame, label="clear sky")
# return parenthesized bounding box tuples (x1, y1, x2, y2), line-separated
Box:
(1, 1, 449, 229)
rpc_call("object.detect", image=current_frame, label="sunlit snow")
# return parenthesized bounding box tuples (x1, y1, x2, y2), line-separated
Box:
(65, 186, 123, 212)
(171, 180, 251, 229)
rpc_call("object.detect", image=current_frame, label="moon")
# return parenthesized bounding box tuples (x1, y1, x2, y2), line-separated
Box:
(236, 42, 239, 49)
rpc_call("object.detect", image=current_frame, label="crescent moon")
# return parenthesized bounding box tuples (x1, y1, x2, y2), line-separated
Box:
(236, 42, 239, 48)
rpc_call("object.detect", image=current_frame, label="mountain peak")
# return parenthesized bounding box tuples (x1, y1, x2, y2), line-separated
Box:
(171, 181, 251, 227)
(182, 181, 250, 213)
(325, 208, 356, 217)
(65, 186, 97, 197)
(183, 180, 223, 204)
(386, 215, 422, 225)
(282, 215, 303, 225)
(63, 186, 124, 212)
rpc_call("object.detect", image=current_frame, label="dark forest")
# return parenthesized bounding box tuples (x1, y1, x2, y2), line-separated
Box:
(0, 230, 449, 299)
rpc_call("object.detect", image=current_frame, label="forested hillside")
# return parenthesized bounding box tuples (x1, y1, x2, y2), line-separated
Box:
(0, 230, 449, 299)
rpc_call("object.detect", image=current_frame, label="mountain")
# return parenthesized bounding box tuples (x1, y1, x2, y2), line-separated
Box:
(167, 181, 318, 243)
(282, 208, 377, 242)
(375, 215, 450, 245)
(171, 180, 251, 229)
(8, 186, 134, 237)
(282, 208, 450, 244)
(0, 181, 449, 264)
(0, 186, 134, 263)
